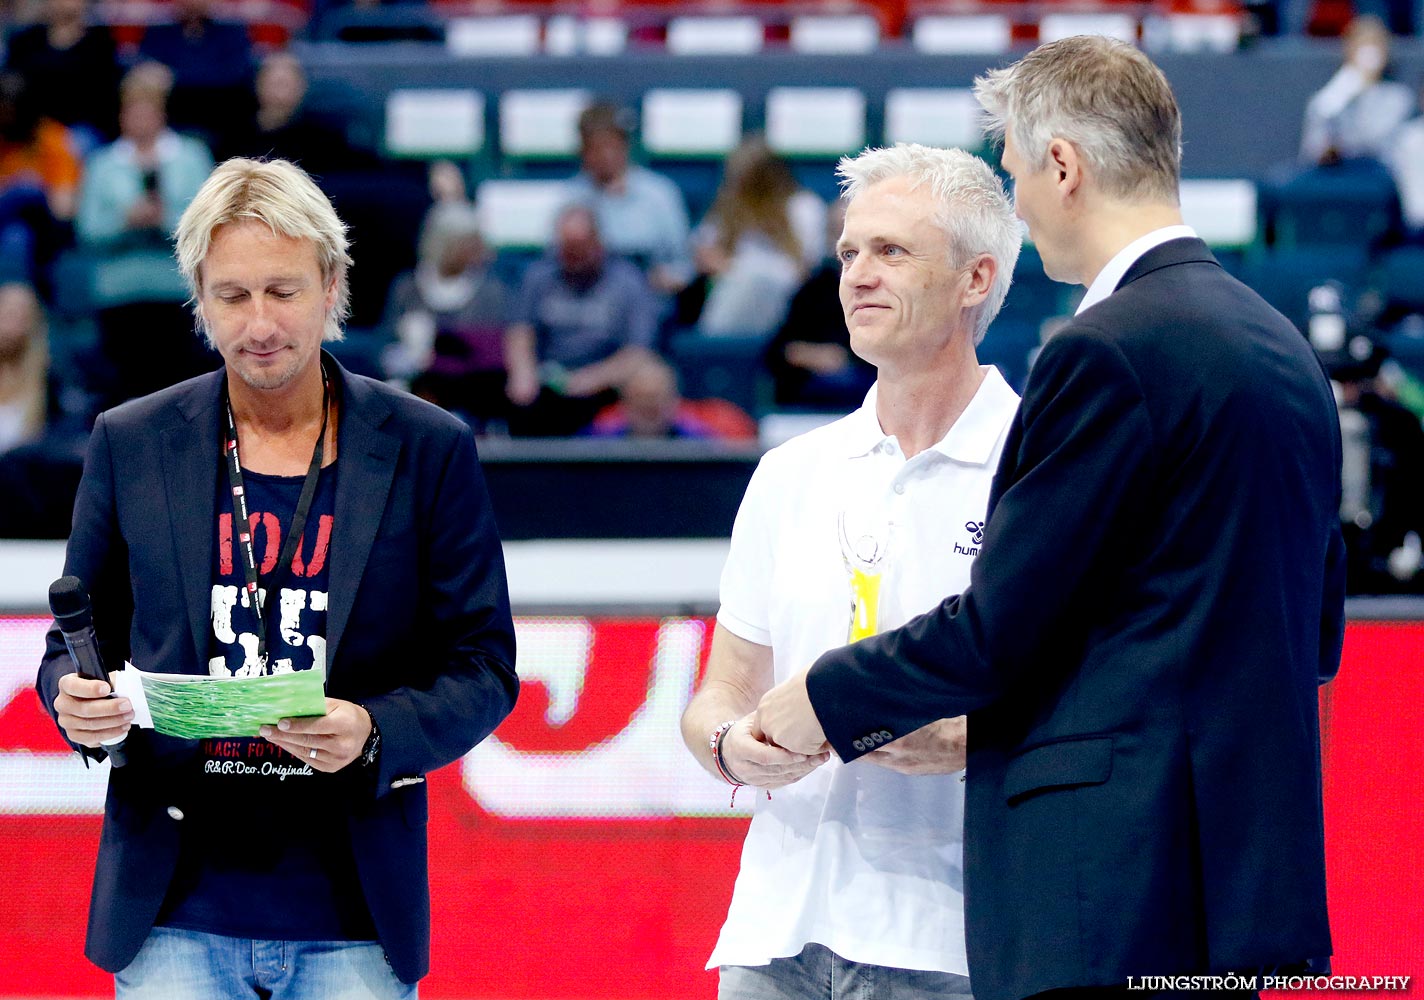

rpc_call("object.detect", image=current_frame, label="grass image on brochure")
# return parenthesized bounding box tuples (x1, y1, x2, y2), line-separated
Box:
(141, 669, 327, 739)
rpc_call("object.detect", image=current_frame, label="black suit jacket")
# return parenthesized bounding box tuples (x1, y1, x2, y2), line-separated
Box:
(36, 356, 518, 983)
(808, 239, 1345, 1000)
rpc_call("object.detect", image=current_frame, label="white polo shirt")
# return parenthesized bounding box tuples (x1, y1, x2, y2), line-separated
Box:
(710, 366, 1020, 975)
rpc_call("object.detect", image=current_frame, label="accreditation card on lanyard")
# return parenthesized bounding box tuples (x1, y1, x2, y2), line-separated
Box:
(221, 363, 331, 674)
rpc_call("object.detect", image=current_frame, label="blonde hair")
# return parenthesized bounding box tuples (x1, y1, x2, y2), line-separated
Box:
(837, 143, 1021, 344)
(974, 35, 1181, 203)
(175, 158, 351, 344)
(0, 283, 49, 445)
(706, 135, 803, 264)
(119, 61, 174, 107)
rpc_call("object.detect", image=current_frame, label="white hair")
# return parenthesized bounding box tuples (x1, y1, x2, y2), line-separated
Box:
(974, 35, 1181, 203)
(837, 143, 1022, 344)
(175, 158, 351, 345)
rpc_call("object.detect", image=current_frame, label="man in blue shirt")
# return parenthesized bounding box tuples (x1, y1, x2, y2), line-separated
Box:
(562, 101, 692, 294)
(504, 204, 659, 436)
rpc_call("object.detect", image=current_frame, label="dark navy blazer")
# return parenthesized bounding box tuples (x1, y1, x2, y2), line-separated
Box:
(808, 239, 1345, 1000)
(37, 355, 518, 984)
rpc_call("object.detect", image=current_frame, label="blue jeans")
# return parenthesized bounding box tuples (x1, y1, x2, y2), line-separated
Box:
(720, 942, 974, 1000)
(115, 927, 416, 1000)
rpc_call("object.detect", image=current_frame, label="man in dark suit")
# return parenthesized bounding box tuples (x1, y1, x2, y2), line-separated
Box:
(37, 158, 518, 998)
(756, 36, 1345, 1000)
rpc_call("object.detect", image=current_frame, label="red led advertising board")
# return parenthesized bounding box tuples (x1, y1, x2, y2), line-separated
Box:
(0, 616, 1419, 996)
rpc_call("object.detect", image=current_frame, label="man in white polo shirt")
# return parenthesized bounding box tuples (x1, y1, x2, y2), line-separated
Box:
(680, 143, 1022, 1000)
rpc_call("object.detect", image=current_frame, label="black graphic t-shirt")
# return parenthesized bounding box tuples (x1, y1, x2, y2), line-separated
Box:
(159, 461, 376, 941)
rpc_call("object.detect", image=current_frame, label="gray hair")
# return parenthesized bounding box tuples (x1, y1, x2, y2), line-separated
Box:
(175, 157, 352, 344)
(119, 61, 173, 106)
(974, 35, 1181, 203)
(837, 143, 1022, 344)
(418, 200, 484, 267)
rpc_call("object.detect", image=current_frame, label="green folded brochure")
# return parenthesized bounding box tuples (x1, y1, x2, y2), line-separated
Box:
(110, 664, 327, 739)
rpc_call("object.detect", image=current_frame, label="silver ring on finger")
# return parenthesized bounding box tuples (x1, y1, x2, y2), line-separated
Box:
(309, 747, 318, 760)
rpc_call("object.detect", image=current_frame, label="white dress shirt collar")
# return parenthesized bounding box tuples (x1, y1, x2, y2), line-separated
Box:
(1076, 224, 1199, 316)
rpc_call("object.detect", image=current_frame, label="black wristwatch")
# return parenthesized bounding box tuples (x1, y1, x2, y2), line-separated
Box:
(358, 710, 382, 768)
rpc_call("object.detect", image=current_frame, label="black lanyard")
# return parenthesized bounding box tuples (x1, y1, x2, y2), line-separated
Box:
(221, 367, 330, 670)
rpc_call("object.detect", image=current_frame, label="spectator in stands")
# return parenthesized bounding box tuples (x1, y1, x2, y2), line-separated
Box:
(138, 0, 255, 153)
(218, 51, 363, 174)
(686, 135, 826, 337)
(1272, 0, 1415, 35)
(1328, 335, 1424, 594)
(0, 279, 86, 538)
(1385, 78, 1424, 237)
(384, 200, 509, 428)
(78, 62, 215, 407)
(504, 204, 659, 436)
(0, 71, 79, 285)
(587, 355, 756, 440)
(3, 0, 122, 153)
(564, 101, 692, 294)
(0, 282, 51, 453)
(1300, 16, 1413, 166)
(763, 199, 875, 410)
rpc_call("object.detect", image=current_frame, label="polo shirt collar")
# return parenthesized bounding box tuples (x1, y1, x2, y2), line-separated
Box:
(843, 366, 1017, 466)
(843, 383, 887, 458)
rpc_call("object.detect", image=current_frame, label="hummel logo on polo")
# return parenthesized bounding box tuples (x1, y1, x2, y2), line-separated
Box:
(955, 520, 985, 556)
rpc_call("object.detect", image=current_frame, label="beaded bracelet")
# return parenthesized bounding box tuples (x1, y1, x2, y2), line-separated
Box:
(709, 719, 771, 807)
(710, 720, 745, 788)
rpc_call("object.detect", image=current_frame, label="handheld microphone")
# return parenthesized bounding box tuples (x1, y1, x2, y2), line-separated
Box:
(48, 576, 128, 768)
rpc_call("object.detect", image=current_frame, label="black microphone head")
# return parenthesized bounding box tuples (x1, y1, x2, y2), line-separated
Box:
(49, 576, 93, 632)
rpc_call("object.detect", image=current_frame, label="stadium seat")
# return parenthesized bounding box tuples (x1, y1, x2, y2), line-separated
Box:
(310, 6, 444, 44)
(668, 331, 772, 416)
(1375, 245, 1424, 319)
(1141, 11, 1242, 52)
(445, 15, 541, 57)
(978, 317, 1040, 393)
(788, 14, 881, 53)
(999, 246, 1069, 326)
(0, 436, 86, 539)
(544, 15, 629, 56)
(765, 87, 867, 160)
(665, 15, 765, 54)
(1239, 246, 1369, 332)
(641, 89, 743, 159)
(475, 179, 570, 251)
(384, 88, 486, 160)
(324, 327, 390, 379)
(1380, 328, 1424, 379)
(641, 88, 743, 218)
(910, 14, 1013, 53)
(883, 88, 982, 150)
(49, 250, 97, 322)
(323, 167, 431, 328)
(1039, 12, 1139, 43)
(499, 89, 592, 162)
(1260, 160, 1402, 251)
(1179, 178, 1258, 250)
